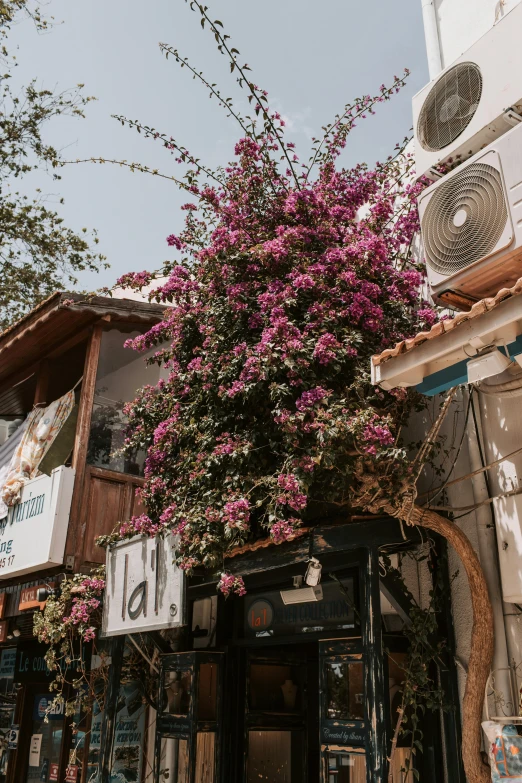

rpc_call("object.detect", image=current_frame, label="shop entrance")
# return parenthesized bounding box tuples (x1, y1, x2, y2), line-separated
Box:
(23, 693, 65, 783)
(243, 643, 319, 782)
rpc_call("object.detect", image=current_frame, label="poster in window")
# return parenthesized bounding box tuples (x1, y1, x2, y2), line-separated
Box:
(87, 682, 146, 782)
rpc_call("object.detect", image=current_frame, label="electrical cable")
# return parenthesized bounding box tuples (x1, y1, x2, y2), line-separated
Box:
(422, 389, 473, 506)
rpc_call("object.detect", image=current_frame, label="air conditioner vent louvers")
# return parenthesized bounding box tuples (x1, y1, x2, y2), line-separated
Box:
(417, 62, 483, 152)
(421, 161, 508, 276)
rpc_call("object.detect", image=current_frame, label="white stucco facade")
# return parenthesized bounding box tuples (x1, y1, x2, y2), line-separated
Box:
(425, 0, 522, 77)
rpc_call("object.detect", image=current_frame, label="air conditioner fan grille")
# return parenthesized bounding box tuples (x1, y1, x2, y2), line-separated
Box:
(418, 62, 482, 152)
(421, 161, 508, 276)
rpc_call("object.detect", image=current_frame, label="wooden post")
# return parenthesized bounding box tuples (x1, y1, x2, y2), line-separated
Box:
(360, 547, 387, 783)
(66, 323, 103, 570)
(97, 635, 125, 783)
(71, 323, 103, 472)
(33, 359, 50, 406)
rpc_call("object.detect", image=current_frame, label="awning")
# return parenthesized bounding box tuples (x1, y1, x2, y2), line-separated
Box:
(371, 279, 522, 394)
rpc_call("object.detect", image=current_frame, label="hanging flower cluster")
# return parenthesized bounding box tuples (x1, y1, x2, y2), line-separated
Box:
(33, 567, 106, 712)
(34, 569, 106, 648)
(113, 113, 432, 587)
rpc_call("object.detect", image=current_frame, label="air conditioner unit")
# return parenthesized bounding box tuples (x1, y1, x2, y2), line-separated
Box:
(412, 1, 522, 179)
(419, 119, 522, 309)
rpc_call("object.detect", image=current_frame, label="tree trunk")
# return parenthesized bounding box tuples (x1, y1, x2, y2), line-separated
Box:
(389, 504, 494, 783)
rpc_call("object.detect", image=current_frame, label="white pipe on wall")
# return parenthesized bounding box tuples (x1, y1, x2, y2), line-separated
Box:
(421, 0, 443, 79)
(465, 391, 515, 715)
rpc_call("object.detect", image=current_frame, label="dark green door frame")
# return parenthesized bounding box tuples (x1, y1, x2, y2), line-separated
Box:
(360, 547, 387, 783)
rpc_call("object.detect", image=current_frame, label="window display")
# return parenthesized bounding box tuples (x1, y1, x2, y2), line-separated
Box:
(325, 661, 364, 721)
(87, 681, 146, 783)
(327, 751, 366, 783)
(249, 663, 302, 713)
(24, 695, 65, 783)
(156, 653, 223, 783)
(162, 669, 192, 716)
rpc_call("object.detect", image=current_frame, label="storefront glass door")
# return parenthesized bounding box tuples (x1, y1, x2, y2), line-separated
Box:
(24, 694, 64, 783)
(244, 646, 318, 782)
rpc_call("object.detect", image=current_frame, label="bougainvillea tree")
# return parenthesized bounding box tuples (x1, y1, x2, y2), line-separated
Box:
(66, 4, 494, 781)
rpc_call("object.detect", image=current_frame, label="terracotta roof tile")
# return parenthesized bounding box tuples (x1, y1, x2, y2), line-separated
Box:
(372, 276, 522, 367)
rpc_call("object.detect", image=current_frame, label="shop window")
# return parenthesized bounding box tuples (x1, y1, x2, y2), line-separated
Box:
(0, 648, 16, 782)
(87, 329, 162, 476)
(249, 663, 302, 713)
(195, 732, 215, 783)
(325, 660, 364, 720)
(162, 669, 192, 716)
(326, 750, 366, 783)
(24, 694, 65, 783)
(159, 737, 189, 782)
(156, 653, 223, 783)
(87, 679, 147, 782)
(197, 664, 218, 721)
(247, 730, 305, 782)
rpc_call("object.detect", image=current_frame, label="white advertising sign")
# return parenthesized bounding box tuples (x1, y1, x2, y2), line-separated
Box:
(102, 533, 185, 637)
(29, 733, 42, 766)
(0, 466, 75, 579)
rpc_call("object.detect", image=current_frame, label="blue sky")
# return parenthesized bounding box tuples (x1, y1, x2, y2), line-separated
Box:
(12, 0, 429, 290)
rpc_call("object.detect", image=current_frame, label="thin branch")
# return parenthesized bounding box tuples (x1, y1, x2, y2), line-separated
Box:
(159, 42, 252, 138)
(305, 72, 410, 180)
(186, 1, 300, 188)
(61, 157, 196, 192)
(112, 114, 226, 188)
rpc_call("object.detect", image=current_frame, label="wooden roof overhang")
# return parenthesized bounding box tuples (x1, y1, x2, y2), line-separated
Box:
(0, 292, 168, 390)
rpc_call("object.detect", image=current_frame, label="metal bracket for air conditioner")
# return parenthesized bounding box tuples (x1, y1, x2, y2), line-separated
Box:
(427, 167, 444, 181)
(503, 108, 522, 127)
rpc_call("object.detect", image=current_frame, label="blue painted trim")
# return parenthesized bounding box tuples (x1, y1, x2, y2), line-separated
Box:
(415, 334, 522, 396)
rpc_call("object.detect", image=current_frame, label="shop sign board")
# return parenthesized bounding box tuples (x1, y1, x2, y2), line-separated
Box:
(33, 695, 65, 721)
(14, 641, 87, 684)
(19, 582, 56, 612)
(244, 577, 355, 638)
(29, 733, 42, 766)
(156, 715, 191, 738)
(101, 533, 185, 637)
(0, 648, 16, 679)
(0, 621, 7, 644)
(320, 724, 366, 745)
(0, 466, 75, 579)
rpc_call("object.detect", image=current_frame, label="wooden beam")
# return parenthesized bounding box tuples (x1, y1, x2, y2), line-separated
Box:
(224, 518, 416, 579)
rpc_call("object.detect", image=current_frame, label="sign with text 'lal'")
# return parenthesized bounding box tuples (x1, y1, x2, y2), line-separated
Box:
(0, 466, 75, 579)
(101, 533, 185, 637)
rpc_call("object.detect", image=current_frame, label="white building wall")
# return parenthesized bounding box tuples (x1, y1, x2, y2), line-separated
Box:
(401, 388, 522, 720)
(432, 0, 521, 73)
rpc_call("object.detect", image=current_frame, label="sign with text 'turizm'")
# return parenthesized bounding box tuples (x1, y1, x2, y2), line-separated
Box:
(0, 466, 75, 579)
